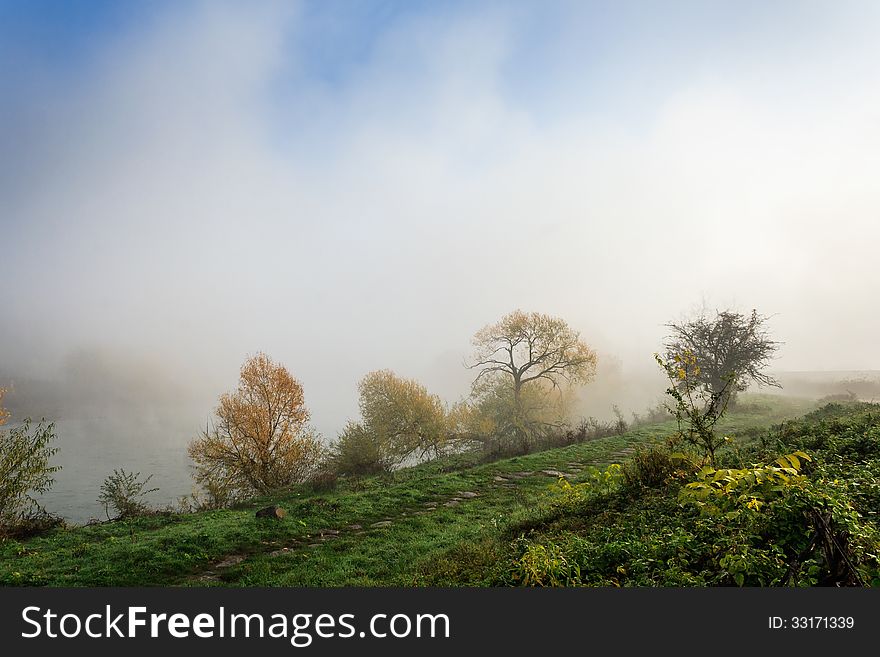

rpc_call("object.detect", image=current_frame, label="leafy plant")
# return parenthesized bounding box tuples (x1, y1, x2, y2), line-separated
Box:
(679, 451, 812, 515)
(551, 463, 624, 509)
(656, 350, 736, 465)
(0, 419, 60, 538)
(97, 469, 158, 520)
(623, 446, 695, 489)
(509, 539, 582, 586)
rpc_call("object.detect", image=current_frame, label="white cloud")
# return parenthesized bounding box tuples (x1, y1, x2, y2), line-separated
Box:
(3, 1, 880, 436)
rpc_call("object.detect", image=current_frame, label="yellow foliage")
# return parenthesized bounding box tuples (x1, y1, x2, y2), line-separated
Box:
(356, 369, 449, 463)
(0, 388, 9, 427)
(188, 353, 321, 504)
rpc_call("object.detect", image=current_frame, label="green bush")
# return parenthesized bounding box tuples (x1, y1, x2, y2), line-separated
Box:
(0, 419, 60, 538)
(331, 422, 395, 476)
(622, 446, 692, 489)
(508, 538, 582, 587)
(97, 469, 158, 520)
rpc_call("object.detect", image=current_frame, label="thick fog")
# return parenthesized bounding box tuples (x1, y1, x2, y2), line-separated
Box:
(2, 0, 880, 447)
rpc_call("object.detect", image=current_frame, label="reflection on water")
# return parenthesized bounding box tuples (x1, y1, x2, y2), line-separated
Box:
(34, 415, 198, 524)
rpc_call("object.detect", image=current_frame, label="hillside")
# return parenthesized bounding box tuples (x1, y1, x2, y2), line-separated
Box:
(4, 394, 861, 588)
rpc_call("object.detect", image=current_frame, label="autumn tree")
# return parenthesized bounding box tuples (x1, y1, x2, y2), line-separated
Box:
(0, 388, 9, 427)
(188, 353, 322, 506)
(334, 370, 448, 474)
(468, 310, 597, 452)
(664, 308, 781, 409)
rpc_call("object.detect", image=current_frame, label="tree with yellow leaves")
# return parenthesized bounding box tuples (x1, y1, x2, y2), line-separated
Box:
(0, 387, 9, 427)
(334, 370, 448, 474)
(468, 310, 597, 452)
(188, 353, 322, 506)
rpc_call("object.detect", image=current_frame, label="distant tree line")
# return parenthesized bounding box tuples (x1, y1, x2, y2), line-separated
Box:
(0, 305, 785, 527)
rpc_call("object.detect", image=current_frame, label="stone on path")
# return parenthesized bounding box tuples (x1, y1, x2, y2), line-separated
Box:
(370, 520, 393, 528)
(215, 555, 246, 569)
(509, 471, 534, 479)
(457, 491, 479, 498)
(540, 469, 574, 478)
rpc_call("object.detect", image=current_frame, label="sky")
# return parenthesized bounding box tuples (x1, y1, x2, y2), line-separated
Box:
(2, 0, 879, 438)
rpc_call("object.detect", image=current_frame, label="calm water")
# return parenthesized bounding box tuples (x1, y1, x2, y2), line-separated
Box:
(33, 414, 199, 524)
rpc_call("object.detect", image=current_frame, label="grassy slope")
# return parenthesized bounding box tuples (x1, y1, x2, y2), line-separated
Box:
(0, 394, 816, 587)
(429, 399, 880, 587)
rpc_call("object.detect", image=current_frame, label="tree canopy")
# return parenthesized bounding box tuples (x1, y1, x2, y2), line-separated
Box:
(0, 388, 9, 427)
(664, 308, 781, 406)
(468, 310, 597, 451)
(188, 353, 322, 505)
(334, 370, 448, 474)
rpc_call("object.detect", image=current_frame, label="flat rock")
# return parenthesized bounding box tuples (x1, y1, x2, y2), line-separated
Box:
(444, 500, 460, 507)
(347, 524, 362, 531)
(319, 529, 340, 536)
(457, 491, 479, 498)
(509, 471, 534, 479)
(540, 470, 574, 478)
(370, 521, 393, 528)
(493, 476, 509, 482)
(215, 555, 245, 569)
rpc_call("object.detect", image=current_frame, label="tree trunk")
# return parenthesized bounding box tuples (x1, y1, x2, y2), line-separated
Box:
(512, 378, 529, 454)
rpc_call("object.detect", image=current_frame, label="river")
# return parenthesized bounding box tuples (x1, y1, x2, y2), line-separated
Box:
(29, 414, 199, 524)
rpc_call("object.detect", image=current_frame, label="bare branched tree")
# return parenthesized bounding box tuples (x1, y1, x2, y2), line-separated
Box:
(468, 310, 597, 451)
(664, 308, 781, 408)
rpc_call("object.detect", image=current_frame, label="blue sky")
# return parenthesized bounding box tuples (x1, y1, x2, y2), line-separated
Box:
(2, 1, 879, 433)
(5, 1, 863, 134)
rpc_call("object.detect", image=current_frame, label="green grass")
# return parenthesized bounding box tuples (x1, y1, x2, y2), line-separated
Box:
(423, 398, 880, 587)
(0, 394, 818, 587)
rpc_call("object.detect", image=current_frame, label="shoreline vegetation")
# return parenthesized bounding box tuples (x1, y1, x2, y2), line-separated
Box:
(8, 393, 878, 587)
(3, 310, 879, 587)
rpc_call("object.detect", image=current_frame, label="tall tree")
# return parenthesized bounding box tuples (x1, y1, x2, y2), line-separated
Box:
(188, 353, 322, 505)
(664, 308, 781, 408)
(468, 310, 597, 451)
